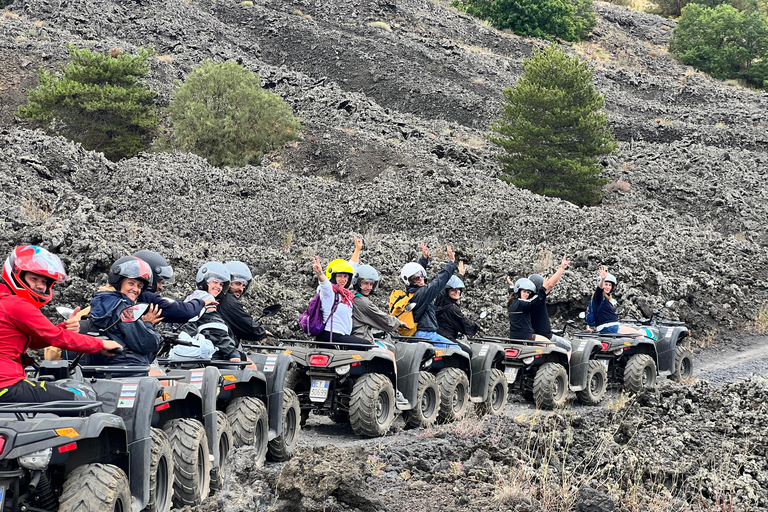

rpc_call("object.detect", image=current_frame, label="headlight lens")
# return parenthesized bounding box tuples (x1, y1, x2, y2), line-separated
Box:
(421, 358, 433, 370)
(523, 356, 535, 365)
(335, 365, 351, 376)
(18, 448, 52, 470)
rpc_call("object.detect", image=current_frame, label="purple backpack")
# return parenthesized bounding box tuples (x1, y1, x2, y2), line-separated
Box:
(299, 293, 339, 336)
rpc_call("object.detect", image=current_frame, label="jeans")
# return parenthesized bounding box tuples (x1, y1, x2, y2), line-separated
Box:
(414, 330, 457, 348)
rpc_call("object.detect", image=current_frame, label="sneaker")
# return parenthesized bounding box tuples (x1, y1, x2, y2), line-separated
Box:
(396, 391, 409, 407)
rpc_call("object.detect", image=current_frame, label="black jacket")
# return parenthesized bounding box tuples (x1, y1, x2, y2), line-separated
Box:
(507, 290, 540, 340)
(435, 294, 479, 342)
(181, 309, 240, 360)
(529, 286, 552, 339)
(406, 256, 457, 333)
(217, 292, 268, 342)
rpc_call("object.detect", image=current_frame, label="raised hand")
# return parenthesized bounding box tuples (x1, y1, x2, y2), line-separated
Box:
(420, 242, 429, 259)
(446, 245, 455, 263)
(561, 255, 570, 269)
(312, 256, 323, 275)
(354, 235, 364, 252)
(506, 276, 514, 287)
(458, 260, 466, 276)
(599, 265, 608, 280)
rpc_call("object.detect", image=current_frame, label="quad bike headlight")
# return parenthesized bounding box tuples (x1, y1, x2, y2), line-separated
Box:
(18, 448, 52, 470)
(421, 358, 433, 370)
(522, 357, 535, 365)
(335, 365, 351, 376)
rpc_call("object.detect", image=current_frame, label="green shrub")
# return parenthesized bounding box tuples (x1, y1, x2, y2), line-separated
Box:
(669, 3, 768, 88)
(452, 0, 596, 42)
(649, 0, 760, 16)
(163, 60, 301, 168)
(18, 44, 158, 161)
(488, 44, 617, 206)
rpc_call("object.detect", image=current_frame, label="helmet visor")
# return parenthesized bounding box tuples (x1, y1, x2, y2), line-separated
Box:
(206, 273, 229, 284)
(118, 259, 152, 282)
(14, 247, 67, 283)
(230, 274, 249, 284)
(157, 264, 175, 285)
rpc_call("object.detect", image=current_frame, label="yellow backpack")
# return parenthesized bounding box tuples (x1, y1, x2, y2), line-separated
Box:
(389, 290, 417, 336)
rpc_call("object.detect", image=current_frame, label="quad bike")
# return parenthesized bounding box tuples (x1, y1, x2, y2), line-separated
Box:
(391, 335, 508, 423)
(277, 339, 404, 437)
(0, 400, 131, 512)
(47, 304, 211, 508)
(477, 332, 606, 410)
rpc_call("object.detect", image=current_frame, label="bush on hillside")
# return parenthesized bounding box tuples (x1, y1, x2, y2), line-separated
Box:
(488, 44, 617, 206)
(162, 60, 301, 168)
(452, 0, 596, 42)
(649, 0, 760, 17)
(18, 44, 158, 161)
(669, 3, 768, 88)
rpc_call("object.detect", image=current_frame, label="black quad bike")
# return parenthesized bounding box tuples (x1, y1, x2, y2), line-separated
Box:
(478, 334, 607, 410)
(391, 335, 508, 423)
(0, 401, 130, 512)
(278, 339, 403, 437)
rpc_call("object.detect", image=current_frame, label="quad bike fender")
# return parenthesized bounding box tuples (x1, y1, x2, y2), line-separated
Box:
(469, 343, 505, 402)
(568, 338, 603, 391)
(154, 382, 204, 427)
(393, 342, 434, 410)
(655, 326, 688, 375)
(247, 353, 292, 441)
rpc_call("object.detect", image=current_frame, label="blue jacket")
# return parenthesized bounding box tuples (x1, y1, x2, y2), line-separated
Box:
(87, 291, 162, 370)
(405, 256, 457, 333)
(591, 286, 618, 327)
(138, 290, 205, 324)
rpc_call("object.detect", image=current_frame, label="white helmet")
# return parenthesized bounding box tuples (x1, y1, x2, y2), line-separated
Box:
(514, 278, 536, 294)
(400, 262, 427, 285)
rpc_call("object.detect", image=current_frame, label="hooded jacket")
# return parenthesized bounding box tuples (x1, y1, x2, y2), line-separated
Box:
(0, 283, 104, 389)
(87, 290, 162, 369)
(507, 288, 540, 340)
(435, 293, 480, 342)
(351, 293, 401, 343)
(217, 292, 267, 342)
(405, 256, 457, 333)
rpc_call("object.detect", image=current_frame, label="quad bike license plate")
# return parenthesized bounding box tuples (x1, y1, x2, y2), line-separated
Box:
(309, 379, 330, 402)
(504, 367, 519, 383)
(0, 481, 6, 511)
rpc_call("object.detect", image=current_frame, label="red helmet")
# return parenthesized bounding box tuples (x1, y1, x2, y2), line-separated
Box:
(2, 245, 67, 309)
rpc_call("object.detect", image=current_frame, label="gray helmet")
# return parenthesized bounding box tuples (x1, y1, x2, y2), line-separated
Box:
(514, 278, 536, 294)
(528, 274, 544, 289)
(445, 275, 465, 291)
(597, 274, 617, 286)
(133, 250, 174, 292)
(353, 264, 380, 293)
(196, 262, 230, 297)
(225, 261, 253, 292)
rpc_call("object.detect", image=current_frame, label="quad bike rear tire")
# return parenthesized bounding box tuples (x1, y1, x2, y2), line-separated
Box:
(349, 373, 395, 437)
(670, 346, 694, 382)
(226, 396, 268, 467)
(145, 428, 173, 512)
(576, 360, 608, 406)
(403, 371, 440, 429)
(268, 389, 301, 461)
(477, 369, 507, 416)
(210, 411, 233, 494)
(59, 463, 132, 512)
(162, 418, 211, 508)
(622, 354, 657, 393)
(437, 367, 470, 423)
(284, 368, 311, 426)
(533, 362, 568, 410)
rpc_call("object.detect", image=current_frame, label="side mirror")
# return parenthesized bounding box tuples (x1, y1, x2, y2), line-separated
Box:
(479, 310, 488, 319)
(56, 306, 75, 319)
(665, 300, 675, 308)
(261, 304, 282, 318)
(120, 303, 150, 323)
(579, 312, 586, 319)
(404, 303, 416, 313)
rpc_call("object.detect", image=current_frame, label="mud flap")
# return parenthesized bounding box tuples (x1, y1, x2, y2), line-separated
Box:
(393, 342, 434, 410)
(469, 343, 504, 402)
(249, 353, 292, 441)
(568, 338, 602, 391)
(656, 326, 687, 375)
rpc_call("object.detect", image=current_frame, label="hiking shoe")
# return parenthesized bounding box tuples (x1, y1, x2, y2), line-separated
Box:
(396, 391, 409, 407)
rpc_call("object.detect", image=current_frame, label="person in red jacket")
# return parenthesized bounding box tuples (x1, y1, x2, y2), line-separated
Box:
(0, 245, 121, 402)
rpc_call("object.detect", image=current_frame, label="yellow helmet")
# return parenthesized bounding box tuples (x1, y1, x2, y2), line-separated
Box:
(326, 259, 354, 287)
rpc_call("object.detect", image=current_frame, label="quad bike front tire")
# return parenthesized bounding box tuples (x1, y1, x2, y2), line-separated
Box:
(210, 411, 233, 494)
(145, 428, 174, 512)
(349, 373, 396, 437)
(533, 362, 568, 410)
(403, 371, 440, 429)
(477, 368, 508, 416)
(268, 388, 301, 461)
(622, 354, 657, 393)
(162, 418, 211, 507)
(576, 360, 608, 406)
(59, 463, 132, 512)
(226, 396, 268, 466)
(437, 367, 470, 423)
(670, 346, 694, 382)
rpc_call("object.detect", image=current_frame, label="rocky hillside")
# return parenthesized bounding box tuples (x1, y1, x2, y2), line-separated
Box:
(1, 0, 767, 339)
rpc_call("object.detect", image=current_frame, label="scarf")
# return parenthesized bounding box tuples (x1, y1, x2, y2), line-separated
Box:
(333, 284, 355, 307)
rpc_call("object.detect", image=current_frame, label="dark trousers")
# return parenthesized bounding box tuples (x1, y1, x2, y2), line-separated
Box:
(316, 330, 373, 346)
(0, 379, 77, 402)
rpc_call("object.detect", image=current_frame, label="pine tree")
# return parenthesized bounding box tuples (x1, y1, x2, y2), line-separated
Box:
(18, 44, 158, 161)
(488, 44, 617, 206)
(163, 60, 301, 168)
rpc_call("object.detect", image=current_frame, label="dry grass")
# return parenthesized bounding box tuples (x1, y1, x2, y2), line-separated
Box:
(605, 391, 633, 411)
(753, 301, 768, 334)
(157, 55, 174, 63)
(654, 117, 675, 126)
(715, 122, 727, 129)
(292, 9, 303, 15)
(21, 197, 53, 222)
(622, 161, 635, 171)
(450, 415, 486, 439)
(368, 21, 392, 32)
(694, 329, 717, 349)
(605, 180, 631, 194)
(3, 11, 20, 18)
(33, 20, 44, 26)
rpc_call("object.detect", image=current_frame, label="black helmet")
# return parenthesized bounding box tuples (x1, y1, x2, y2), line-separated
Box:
(528, 274, 544, 290)
(108, 256, 152, 290)
(133, 250, 174, 293)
